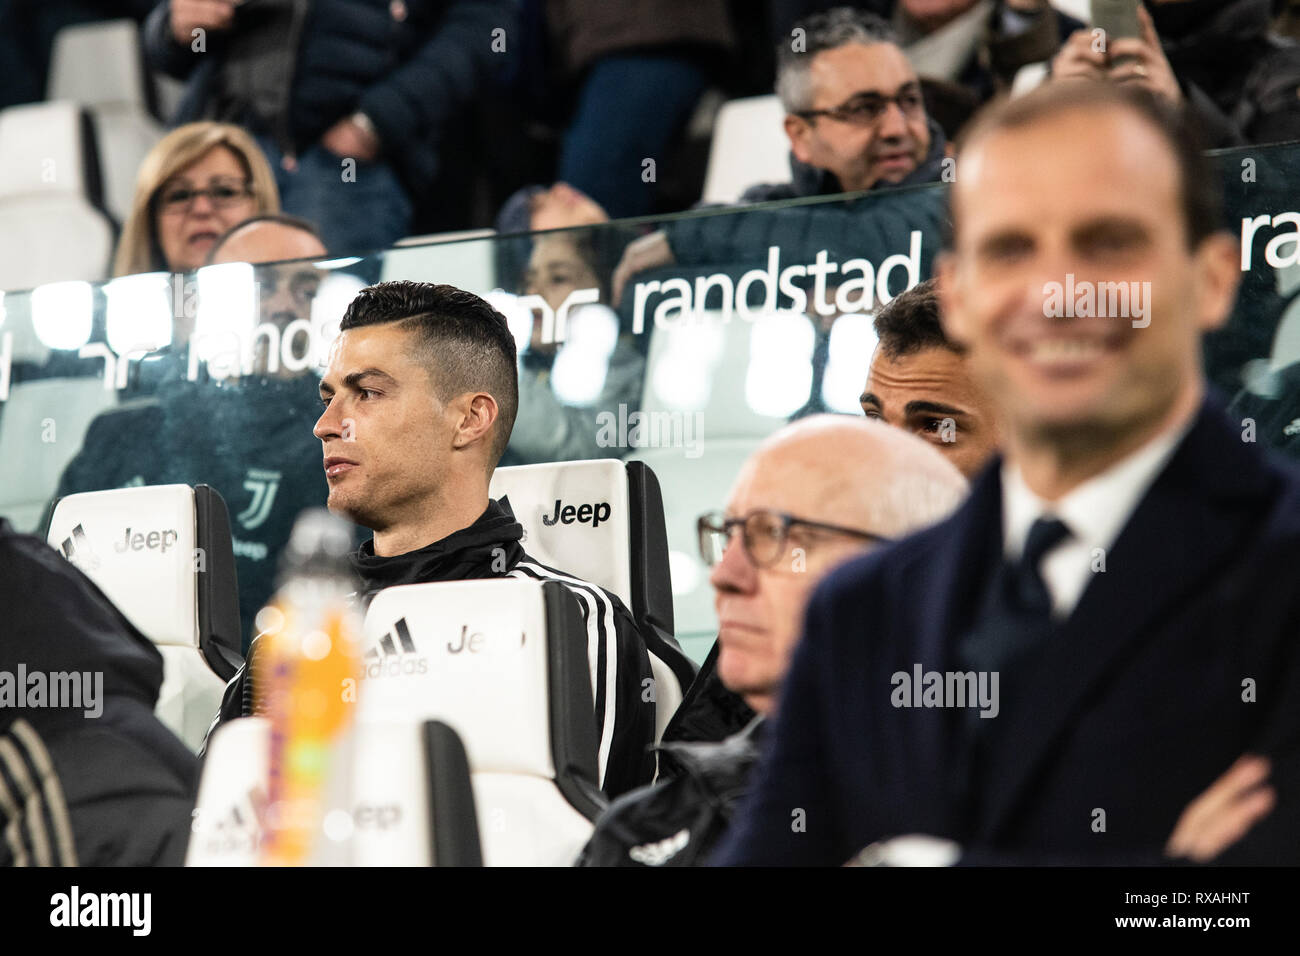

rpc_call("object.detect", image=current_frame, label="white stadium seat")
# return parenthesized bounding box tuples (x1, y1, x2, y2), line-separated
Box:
(701, 95, 792, 205)
(188, 717, 482, 866)
(359, 578, 605, 866)
(47, 19, 165, 225)
(489, 458, 697, 741)
(0, 101, 115, 292)
(46, 484, 244, 750)
(189, 578, 603, 866)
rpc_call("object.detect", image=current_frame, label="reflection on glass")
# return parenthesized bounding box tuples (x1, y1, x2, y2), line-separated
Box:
(484, 288, 535, 354)
(821, 312, 877, 414)
(310, 272, 366, 371)
(193, 261, 256, 378)
(551, 304, 618, 406)
(32, 281, 93, 350)
(745, 311, 814, 419)
(652, 321, 724, 412)
(104, 272, 173, 356)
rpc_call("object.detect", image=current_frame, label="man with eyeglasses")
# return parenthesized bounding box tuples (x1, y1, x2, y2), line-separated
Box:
(748, 8, 949, 203)
(608, 8, 950, 305)
(577, 415, 966, 866)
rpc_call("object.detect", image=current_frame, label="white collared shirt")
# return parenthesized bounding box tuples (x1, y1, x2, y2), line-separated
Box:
(1000, 418, 1193, 619)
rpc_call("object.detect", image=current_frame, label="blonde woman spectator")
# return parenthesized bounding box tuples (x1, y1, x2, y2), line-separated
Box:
(113, 122, 278, 276)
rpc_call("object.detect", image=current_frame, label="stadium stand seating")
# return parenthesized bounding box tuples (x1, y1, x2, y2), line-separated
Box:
(358, 578, 605, 866)
(489, 458, 696, 738)
(47, 19, 164, 225)
(188, 717, 482, 866)
(0, 101, 115, 291)
(701, 95, 791, 206)
(188, 577, 602, 866)
(45, 484, 244, 750)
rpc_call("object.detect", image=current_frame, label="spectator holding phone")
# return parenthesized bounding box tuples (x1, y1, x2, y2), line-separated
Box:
(1051, 0, 1300, 147)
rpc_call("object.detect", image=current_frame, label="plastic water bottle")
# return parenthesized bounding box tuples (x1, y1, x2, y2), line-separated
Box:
(255, 509, 362, 866)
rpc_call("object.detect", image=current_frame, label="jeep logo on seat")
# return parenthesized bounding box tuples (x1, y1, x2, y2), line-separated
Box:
(114, 527, 179, 554)
(541, 500, 612, 529)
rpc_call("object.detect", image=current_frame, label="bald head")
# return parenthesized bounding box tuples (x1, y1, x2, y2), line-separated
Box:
(208, 219, 327, 266)
(736, 414, 967, 539)
(711, 415, 966, 714)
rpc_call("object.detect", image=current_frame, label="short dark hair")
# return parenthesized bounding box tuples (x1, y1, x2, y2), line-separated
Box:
(873, 279, 963, 360)
(206, 213, 326, 264)
(953, 82, 1222, 249)
(339, 281, 519, 467)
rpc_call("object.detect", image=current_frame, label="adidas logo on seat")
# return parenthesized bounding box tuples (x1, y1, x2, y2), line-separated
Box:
(362, 617, 427, 679)
(59, 523, 100, 571)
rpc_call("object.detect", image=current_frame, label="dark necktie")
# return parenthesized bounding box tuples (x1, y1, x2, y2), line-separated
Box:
(950, 516, 1072, 829)
(961, 516, 1072, 674)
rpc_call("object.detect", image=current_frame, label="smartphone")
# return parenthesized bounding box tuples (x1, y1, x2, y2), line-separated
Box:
(1091, 0, 1141, 42)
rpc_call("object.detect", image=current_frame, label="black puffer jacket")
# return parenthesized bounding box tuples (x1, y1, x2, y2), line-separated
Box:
(1151, 0, 1300, 147)
(143, 0, 518, 199)
(577, 716, 765, 867)
(0, 520, 197, 866)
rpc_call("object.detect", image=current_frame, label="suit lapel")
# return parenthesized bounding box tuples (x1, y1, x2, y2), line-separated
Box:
(903, 461, 1005, 819)
(978, 399, 1276, 838)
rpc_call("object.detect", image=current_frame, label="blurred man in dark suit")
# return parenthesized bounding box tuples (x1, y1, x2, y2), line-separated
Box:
(717, 81, 1297, 866)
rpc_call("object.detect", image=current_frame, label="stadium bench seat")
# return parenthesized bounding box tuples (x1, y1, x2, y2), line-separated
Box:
(489, 458, 696, 740)
(47, 19, 165, 225)
(0, 101, 114, 291)
(188, 717, 482, 866)
(359, 578, 605, 866)
(701, 95, 791, 205)
(45, 484, 243, 750)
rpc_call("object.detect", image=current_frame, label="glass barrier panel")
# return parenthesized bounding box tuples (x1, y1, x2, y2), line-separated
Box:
(2, 140, 1298, 661)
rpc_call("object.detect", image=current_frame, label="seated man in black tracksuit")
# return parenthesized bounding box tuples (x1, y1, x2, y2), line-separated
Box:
(578, 416, 968, 865)
(0, 518, 196, 866)
(209, 280, 695, 797)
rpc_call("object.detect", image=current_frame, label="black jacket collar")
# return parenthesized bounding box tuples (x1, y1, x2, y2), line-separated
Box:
(349, 498, 525, 598)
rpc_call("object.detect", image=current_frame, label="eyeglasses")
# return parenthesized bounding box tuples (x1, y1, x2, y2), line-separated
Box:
(794, 86, 926, 127)
(156, 179, 253, 215)
(697, 509, 891, 569)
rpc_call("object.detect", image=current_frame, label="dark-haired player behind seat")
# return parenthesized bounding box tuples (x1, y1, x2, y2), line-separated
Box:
(861, 277, 1001, 479)
(210, 281, 694, 797)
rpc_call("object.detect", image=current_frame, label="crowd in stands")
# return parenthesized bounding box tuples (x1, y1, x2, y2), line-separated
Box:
(4, 1, 1300, 277)
(4, 3, 1300, 870)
